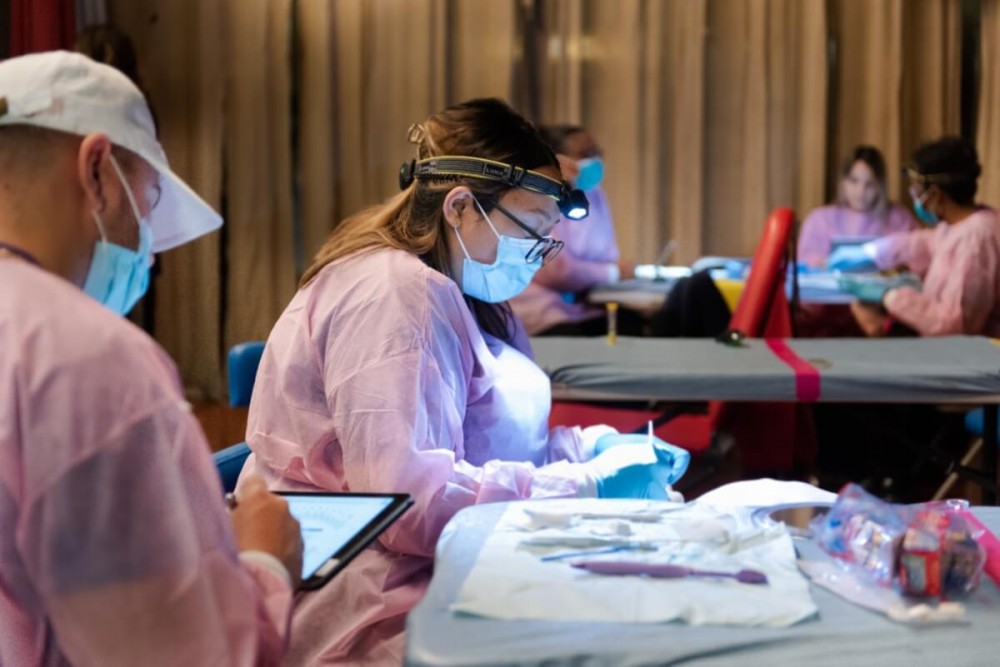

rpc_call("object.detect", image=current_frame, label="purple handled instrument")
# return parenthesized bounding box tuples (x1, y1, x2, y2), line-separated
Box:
(571, 560, 769, 585)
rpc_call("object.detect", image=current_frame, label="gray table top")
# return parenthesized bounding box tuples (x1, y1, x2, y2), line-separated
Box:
(531, 336, 1000, 404)
(405, 503, 1000, 667)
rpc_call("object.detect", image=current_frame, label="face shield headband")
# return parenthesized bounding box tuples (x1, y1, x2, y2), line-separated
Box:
(398, 155, 590, 220)
(902, 164, 977, 187)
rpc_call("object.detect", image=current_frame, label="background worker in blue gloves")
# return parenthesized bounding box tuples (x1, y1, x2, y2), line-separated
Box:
(799, 145, 917, 269)
(830, 137, 999, 338)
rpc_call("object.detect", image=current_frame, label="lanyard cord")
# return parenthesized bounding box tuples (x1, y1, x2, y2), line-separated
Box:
(0, 241, 40, 266)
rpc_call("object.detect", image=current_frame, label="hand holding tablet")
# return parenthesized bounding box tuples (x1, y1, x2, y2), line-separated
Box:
(230, 476, 307, 588)
(277, 492, 413, 590)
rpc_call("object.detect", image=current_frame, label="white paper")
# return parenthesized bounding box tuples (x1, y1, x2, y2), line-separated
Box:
(451, 498, 818, 627)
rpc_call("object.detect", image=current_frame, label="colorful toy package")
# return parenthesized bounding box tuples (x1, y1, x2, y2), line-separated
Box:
(812, 483, 986, 598)
(898, 510, 983, 597)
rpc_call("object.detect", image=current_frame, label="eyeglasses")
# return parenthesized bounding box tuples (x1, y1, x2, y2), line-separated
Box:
(493, 202, 564, 265)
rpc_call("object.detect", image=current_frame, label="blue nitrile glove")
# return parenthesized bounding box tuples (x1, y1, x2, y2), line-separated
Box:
(837, 274, 891, 304)
(585, 444, 674, 500)
(827, 244, 877, 272)
(727, 260, 750, 279)
(593, 433, 691, 485)
(838, 273, 922, 304)
(793, 261, 820, 276)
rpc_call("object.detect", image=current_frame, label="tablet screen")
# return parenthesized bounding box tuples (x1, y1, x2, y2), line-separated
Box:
(282, 494, 399, 580)
(829, 235, 877, 252)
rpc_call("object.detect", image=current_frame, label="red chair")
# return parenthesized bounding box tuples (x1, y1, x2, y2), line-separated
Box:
(548, 208, 810, 474)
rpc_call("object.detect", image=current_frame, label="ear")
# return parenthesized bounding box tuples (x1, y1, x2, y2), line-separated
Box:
(442, 186, 476, 228)
(76, 133, 113, 214)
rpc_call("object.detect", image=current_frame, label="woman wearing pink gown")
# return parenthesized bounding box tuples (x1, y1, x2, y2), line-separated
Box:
(239, 99, 685, 666)
(829, 136, 1000, 337)
(798, 144, 918, 269)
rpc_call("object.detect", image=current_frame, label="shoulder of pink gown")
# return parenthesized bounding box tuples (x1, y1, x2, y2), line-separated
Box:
(1, 261, 178, 384)
(302, 247, 476, 336)
(802, 205, 839, 226)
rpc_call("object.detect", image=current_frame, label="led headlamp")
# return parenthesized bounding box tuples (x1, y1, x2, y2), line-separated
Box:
(398, 156, 590, 220)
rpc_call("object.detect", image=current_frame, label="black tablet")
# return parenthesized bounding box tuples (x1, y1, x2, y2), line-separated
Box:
(277, 492, 413, 590)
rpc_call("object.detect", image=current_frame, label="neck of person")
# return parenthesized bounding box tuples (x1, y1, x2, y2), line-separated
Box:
(941, 201, 982, 226)
(0, 217, 88, 285)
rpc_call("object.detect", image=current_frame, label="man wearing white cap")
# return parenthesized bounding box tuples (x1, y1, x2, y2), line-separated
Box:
(0, 51, 302, 665)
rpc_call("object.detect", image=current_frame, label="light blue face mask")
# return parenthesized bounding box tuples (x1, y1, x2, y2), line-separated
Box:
(912, 189, 939, 225)
(451, 198, 542, 303)
(83, 156, 154, 315)
(574, 157, 604, 192)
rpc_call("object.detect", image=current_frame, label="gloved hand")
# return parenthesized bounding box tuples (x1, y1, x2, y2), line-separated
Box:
(793, 261, 820, 275)
(838, 273, 922, 304)
(582, 442, 687, 500)
(837, 275, 890, 304)
(579, 424, 619, 460)
(827, 244, 877, 272)
(593, 433, 691, 484)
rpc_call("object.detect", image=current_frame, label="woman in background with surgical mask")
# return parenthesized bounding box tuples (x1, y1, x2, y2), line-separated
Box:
(509, 125, 644, 336)
(239, 99, 688, 666)
(830, 136, 1000, 336)
(797, 145, 918, 269)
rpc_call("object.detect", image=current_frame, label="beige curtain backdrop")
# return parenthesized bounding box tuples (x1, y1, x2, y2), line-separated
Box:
(979, 0, 1000, 208)
(109, 0, 226, 399)
(105, 0, 971, 398)
(222, 0, 298, 357)
(296, 0, 520, 264)
(537, 0, 827, 263)
(831, 0, 961, 203)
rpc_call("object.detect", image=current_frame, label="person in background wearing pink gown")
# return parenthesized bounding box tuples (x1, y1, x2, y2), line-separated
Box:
(797, 144, 918, 269)
(0, 52, 303, 666)
(239, 99, 687, 666)
(509, 125, 643, 336)
(794, 145, 919, 338)
(829, 136, 1000, 337)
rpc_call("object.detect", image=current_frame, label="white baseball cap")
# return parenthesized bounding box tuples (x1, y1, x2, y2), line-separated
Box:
(0, 50, 222, 252)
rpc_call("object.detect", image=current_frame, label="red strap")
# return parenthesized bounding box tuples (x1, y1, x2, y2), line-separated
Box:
(765, 339, 821, 402)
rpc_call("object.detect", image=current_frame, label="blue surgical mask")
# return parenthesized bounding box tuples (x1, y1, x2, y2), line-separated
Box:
(83, 156, 154, 315)
(574, 157, 604, 192)
(912, 189, 939, 226)
(450, 198, 542, 303)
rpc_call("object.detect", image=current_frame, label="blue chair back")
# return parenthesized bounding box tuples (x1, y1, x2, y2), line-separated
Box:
(965, 409, 998, 438)
(227, 341, 266, 408)
(214, 441, 252, 493)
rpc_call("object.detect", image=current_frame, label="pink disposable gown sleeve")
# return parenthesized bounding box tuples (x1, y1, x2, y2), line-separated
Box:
(17, 346, 291, 666)
(796, 208, 836, 269)
(872, 228, 938, 274)
(883, 220, 1000, 335)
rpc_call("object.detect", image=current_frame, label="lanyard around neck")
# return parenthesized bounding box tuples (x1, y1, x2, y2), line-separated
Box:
(0, 241, 40, 266)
